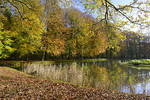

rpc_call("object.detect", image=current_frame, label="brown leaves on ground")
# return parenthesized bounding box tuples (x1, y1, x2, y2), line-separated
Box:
(0, 67, 149, 100)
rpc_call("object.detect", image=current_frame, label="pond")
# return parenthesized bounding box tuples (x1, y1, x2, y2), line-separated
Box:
(22, 59, 150, 96)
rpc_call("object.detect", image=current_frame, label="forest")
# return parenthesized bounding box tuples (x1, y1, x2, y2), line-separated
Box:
(0, 0, 150, 61)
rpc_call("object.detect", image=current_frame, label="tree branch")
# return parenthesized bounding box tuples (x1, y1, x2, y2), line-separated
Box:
(7, 0, 28, 31)
(15, 0, 35, 12)
(105, 0, 108, 24)
(7, 0, 33, 21)
(117, 1, 136, 10)
(106, 0, 142, 25)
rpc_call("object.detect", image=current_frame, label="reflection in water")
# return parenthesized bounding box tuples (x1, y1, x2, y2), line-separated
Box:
(121, 81, 150, 95)
(23, 60, 150, 96)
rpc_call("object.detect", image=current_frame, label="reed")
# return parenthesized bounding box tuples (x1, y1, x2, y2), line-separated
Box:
(23, 62, 123, 90)
(23, 62, 89, 86)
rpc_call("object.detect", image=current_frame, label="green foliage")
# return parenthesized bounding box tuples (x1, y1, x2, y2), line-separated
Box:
(0, 22, 15, 58)
(0, 0, 44, 59)
(42, 0, 67, 56)
(65, 8, 108, 57)
(12, 0, 44, 57)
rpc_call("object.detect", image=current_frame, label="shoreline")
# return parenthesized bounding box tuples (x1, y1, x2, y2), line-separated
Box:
(0, 67, 149, 99)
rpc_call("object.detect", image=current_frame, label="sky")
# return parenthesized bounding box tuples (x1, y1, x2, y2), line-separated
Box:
(112, 0, 132, 7)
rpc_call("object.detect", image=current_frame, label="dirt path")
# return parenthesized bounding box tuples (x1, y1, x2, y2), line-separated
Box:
(0, 67, 149, 100)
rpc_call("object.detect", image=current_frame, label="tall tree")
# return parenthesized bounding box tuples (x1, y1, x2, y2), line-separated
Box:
(65, 8, 108, 58)
(0, 0, 44, 59)
(41, 0, 68, 60)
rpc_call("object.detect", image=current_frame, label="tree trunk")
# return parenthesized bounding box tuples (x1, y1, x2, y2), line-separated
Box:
(42, 51, 46, 61)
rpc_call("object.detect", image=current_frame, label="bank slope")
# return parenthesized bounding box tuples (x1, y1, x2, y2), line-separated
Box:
(0, 67, 149, 99)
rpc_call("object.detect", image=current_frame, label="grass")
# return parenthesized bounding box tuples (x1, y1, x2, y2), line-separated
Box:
(130, 59, 150, 65)
(53, 58, 107, 62)
(121, 59, 150, 69)
(0, 61, 26, 70)
(80, 58, 107, 62)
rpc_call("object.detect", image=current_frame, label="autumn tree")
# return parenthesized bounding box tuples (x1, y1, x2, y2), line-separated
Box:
(65, 8, 108, 58)
(77, 0, 150, 57)
(0, 0, 44, 59)
(41, 0, 69, 60)
(0, 22, 15, 59)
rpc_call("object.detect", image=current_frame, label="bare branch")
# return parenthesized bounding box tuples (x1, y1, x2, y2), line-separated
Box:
(117, 1, 136, 10)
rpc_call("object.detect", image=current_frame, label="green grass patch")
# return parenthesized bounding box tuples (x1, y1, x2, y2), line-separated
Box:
(121, 59, 150, 69)
(81, 58, 107, 62)
(0, 61, 27, 70)
(54, 58, 107, 62)
(129, 59, 150, 65)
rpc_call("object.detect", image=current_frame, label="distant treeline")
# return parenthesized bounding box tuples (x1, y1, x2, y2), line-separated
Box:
(101, 32, 150, 59)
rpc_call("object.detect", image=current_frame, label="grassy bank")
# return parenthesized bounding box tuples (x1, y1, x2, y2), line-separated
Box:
(47, 58, 107, 62)
(0, 66, 149, 99)
(121, 59, 150, 69)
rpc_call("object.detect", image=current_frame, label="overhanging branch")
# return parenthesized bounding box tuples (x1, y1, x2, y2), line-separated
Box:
(106, 1, 142, 26)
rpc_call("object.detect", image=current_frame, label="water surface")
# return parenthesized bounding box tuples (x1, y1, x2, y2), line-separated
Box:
(23, 59, 150, 96)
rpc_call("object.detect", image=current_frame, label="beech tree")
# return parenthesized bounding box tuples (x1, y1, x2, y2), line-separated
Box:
(65, 8, 108, 58)
(0, 0, 44, 59)
(41, 0, 69, 60)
